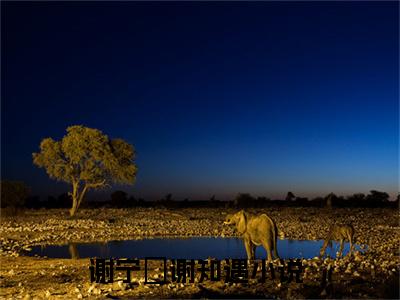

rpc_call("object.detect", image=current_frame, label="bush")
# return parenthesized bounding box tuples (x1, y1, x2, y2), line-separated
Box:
(1, 181, 29, 214)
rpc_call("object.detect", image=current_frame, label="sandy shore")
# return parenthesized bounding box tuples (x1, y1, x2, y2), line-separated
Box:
(1, 207, 399, 299)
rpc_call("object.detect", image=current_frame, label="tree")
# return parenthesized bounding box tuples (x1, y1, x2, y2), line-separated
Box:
(295, 197, 309, 206)
(1, 180, 29, 209)
(325, 193, 336, 209)
(234, 193, 255, 208)
(163, 193, 173, 202)
(348, 193, 365, 201)
(256, 196, 271, 208)
(33, 125, 137, 216)
(285, 192, 295, 202)
(346, 193, 365, 207)
(365, 190, 390, 207)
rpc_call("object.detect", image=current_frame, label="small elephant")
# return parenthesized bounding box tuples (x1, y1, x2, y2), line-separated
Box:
(223, 210, 279, 262)
(319, 224, 354, 258)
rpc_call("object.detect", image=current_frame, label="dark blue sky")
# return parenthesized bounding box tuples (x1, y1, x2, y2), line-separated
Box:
(2, 2, 398, 200)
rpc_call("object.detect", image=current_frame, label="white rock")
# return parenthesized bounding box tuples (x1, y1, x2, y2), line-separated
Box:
(88, 284, 96, 294)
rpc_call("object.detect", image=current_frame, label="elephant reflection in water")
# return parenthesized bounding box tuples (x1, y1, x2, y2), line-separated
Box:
(223, 210, 279, 262)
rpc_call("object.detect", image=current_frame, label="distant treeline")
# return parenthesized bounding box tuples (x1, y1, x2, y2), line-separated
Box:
(2, 181, 398, 210)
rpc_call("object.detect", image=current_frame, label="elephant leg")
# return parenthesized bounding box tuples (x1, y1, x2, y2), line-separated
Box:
(245, 243, 256, 270)
(262, 240, 273, 262)
(348, 237, 353, 256)
(273, 239, 279, 259)
(252, 244, 257, 260)
(244, 237, 252, 260)
(338, 239, 344, 258)
(319, 247, 325, 258)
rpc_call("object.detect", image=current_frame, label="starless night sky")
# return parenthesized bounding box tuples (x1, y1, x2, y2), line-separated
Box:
(1, 2, 399, 200)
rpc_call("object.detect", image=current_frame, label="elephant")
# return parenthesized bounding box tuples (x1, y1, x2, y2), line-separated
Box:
(223, 210, 279, 262)
(319, 224, 354, 258)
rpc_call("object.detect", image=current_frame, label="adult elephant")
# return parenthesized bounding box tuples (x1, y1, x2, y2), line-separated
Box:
(223, 210, 279, 262)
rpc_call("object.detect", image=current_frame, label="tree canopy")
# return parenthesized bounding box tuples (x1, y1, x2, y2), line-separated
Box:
(33, 125, 137, 216)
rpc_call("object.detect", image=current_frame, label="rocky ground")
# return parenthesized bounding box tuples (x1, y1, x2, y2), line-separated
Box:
(0, 207, 399, 299)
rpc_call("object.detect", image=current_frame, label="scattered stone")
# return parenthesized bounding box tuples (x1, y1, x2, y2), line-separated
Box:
(1, 207, 398, 299)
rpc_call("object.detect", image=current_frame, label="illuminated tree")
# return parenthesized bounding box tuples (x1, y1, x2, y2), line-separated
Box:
(33, 125, 137, 216)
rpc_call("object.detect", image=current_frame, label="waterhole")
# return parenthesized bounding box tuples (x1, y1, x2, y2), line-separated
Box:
(26, 237, 364, 259)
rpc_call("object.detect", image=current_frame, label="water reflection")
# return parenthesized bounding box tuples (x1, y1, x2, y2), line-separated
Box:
(68, 244, 79, 259)
(28, 237, 363, 259)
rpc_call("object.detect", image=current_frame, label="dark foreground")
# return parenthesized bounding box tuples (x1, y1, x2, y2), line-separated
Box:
(0, 207, 399, 299)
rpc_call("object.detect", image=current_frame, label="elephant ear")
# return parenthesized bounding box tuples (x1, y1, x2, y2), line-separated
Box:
(237, 210, 247, 234)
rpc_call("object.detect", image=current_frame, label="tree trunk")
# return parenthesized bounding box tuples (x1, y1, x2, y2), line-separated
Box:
(69, 180, 105, 216)
(70, 195, 79, 217)
(69, 182, 89, 217)
(77, 185, 88, 210)
(69, 181, 79, 217)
